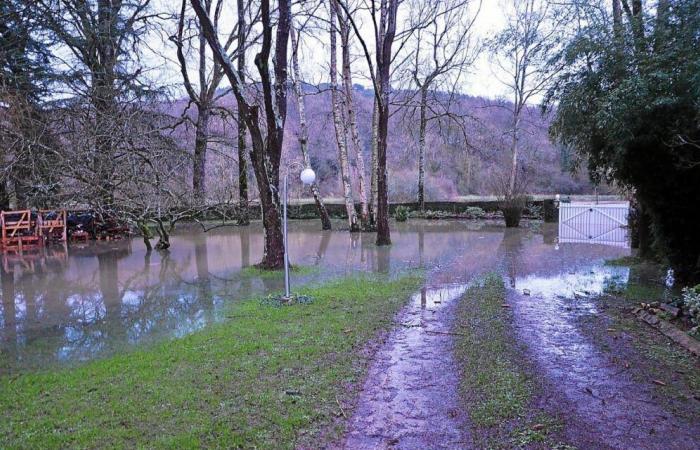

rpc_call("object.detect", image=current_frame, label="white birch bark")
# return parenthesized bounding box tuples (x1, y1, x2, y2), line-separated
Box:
(330, 1, 359, 231)
(290, 25, 332, 230)
(336, 1, 368, 225)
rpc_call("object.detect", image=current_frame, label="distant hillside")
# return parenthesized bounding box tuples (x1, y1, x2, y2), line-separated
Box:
(167, 86, 597, 202)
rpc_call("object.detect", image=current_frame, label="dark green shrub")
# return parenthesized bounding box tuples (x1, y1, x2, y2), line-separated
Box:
(394, 205, 410, 222)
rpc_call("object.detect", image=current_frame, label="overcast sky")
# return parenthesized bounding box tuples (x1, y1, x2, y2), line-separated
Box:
(151, 0, 515, 101)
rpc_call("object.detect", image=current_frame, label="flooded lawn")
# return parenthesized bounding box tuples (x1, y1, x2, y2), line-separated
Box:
(1, 219, 629, 373)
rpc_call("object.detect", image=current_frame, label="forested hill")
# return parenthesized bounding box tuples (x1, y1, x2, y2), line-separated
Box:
(171, 85, 596, 201)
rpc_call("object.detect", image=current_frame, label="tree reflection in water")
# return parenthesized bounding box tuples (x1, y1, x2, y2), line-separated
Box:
(0, 221, 630, 373)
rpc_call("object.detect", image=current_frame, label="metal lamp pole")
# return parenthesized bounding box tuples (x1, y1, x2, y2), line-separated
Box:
(283, 166, 316, 299)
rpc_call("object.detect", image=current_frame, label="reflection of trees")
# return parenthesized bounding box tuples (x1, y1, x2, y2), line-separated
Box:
(194, 239, 212, 307)
(497, 229, 526, 288)
(1, 267, 17, 360)
(240, 227, 251, 268)
(418, 224, 425, 267)
(316, 231, 331, 264)
(377, 244, 391, 274)
(542, 223, 557, 245)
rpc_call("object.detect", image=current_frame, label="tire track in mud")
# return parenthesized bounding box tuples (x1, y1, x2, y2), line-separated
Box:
(510, 285, 700, 450)
(342, 284, 471, 449)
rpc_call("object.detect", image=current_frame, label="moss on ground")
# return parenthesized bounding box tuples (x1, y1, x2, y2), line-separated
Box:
(453, 274, 571, 449)
(0, 273, 422, 449)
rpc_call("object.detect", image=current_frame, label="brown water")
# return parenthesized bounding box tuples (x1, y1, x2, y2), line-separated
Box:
(0, 220, 628, 374)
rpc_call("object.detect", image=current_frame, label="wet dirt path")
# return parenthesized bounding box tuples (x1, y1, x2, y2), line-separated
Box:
(512, 274, 700, 449)
(342, 284, 471, 449)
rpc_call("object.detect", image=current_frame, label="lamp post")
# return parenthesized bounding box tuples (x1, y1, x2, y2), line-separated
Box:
(283, 165, 316, 300)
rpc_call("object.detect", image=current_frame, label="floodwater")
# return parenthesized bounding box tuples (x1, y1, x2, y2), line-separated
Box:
(1, 219, 630, 374)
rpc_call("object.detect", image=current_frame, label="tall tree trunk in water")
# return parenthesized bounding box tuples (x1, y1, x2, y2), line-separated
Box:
(369, 100, 379, 229)
(290, 26, 332, 230)
(336, 2, 369, 226)
(374, 0, 398, 246)
(330, 1, 360, 232)
(191, 0, 290, 269)
(417, 86, 428, 211)
(236, 0, 249, 225)
(193, 103, 210, 203)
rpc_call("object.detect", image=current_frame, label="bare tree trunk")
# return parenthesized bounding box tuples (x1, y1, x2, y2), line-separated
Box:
(236, 0, 249, 226)
(508, 112, 520, 198)
(374, 0, 398, 246)
(290, 26, 332, 230)
(417, 86, 428, 211)
(191, 0, 290, 269)
(193, 103, 210, 203)
(336, 2, 368, 226)
(330, 1, 360, 232)
(369, 99, 379, 229)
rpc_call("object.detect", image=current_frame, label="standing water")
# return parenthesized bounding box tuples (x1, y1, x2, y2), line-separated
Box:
(1, 219, 629, 373)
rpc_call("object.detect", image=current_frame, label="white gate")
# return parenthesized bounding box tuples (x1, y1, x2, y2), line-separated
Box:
(558, 202, 630, 248)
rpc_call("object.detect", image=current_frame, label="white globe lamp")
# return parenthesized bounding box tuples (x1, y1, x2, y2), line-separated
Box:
(300, 167, 316, 186)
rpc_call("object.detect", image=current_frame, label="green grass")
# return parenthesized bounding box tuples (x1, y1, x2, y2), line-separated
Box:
(239, 264, 319, 279)
(0, 273, 422, 449)
(605, 256, 643, 266)
(454, 275, 532, 427)
(453, 274, 569, 449)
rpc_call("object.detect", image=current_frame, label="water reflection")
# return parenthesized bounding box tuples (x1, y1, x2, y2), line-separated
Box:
(0, 220, 629, 373)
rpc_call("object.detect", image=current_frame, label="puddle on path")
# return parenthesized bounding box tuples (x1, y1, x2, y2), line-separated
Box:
(343, 284, 471, 449)
(511, 266, 700, 449)
(341, 228, 630, 449)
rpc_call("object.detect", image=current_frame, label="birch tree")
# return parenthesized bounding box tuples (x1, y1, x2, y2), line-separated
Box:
(335, 0, 369, 226)
(191, 0, 292, 269)
(337, 0, 400, 245)
(329, 0, 360, 232)
(290, 24, 332, 230)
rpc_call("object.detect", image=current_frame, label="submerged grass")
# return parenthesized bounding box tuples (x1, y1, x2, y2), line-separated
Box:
(0, 273, 422, 449)
(239, 264, 319, 279)
(454, 274, 567, 449)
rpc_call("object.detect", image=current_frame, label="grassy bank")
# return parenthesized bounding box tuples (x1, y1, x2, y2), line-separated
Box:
(453, 274, 568, 449)
(0, 274, 422, 449)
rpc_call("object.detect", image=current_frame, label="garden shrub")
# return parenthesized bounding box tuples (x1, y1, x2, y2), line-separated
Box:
(394, 205, 410, 222)
(681, 285, 700, 336)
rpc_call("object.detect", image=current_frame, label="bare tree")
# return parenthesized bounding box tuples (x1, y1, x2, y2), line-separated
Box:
(290, 23, 332, 230)
(172, 0, 234, 204)
(491, 0, 566, 202)
(338, 0, 400, 245)
(191, 0, 292, 269)
(407, 0, 481, 211)
(40, 0, 162, 209)
(335, 0, 369, 226)
(330, 0, 360, 232)
(236, 0, 250, 225)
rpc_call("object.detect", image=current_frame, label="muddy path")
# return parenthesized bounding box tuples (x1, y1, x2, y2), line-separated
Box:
(336, 228, 700, 449)
(511, 274, 700, 449)
(342, 283, 471, 449)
